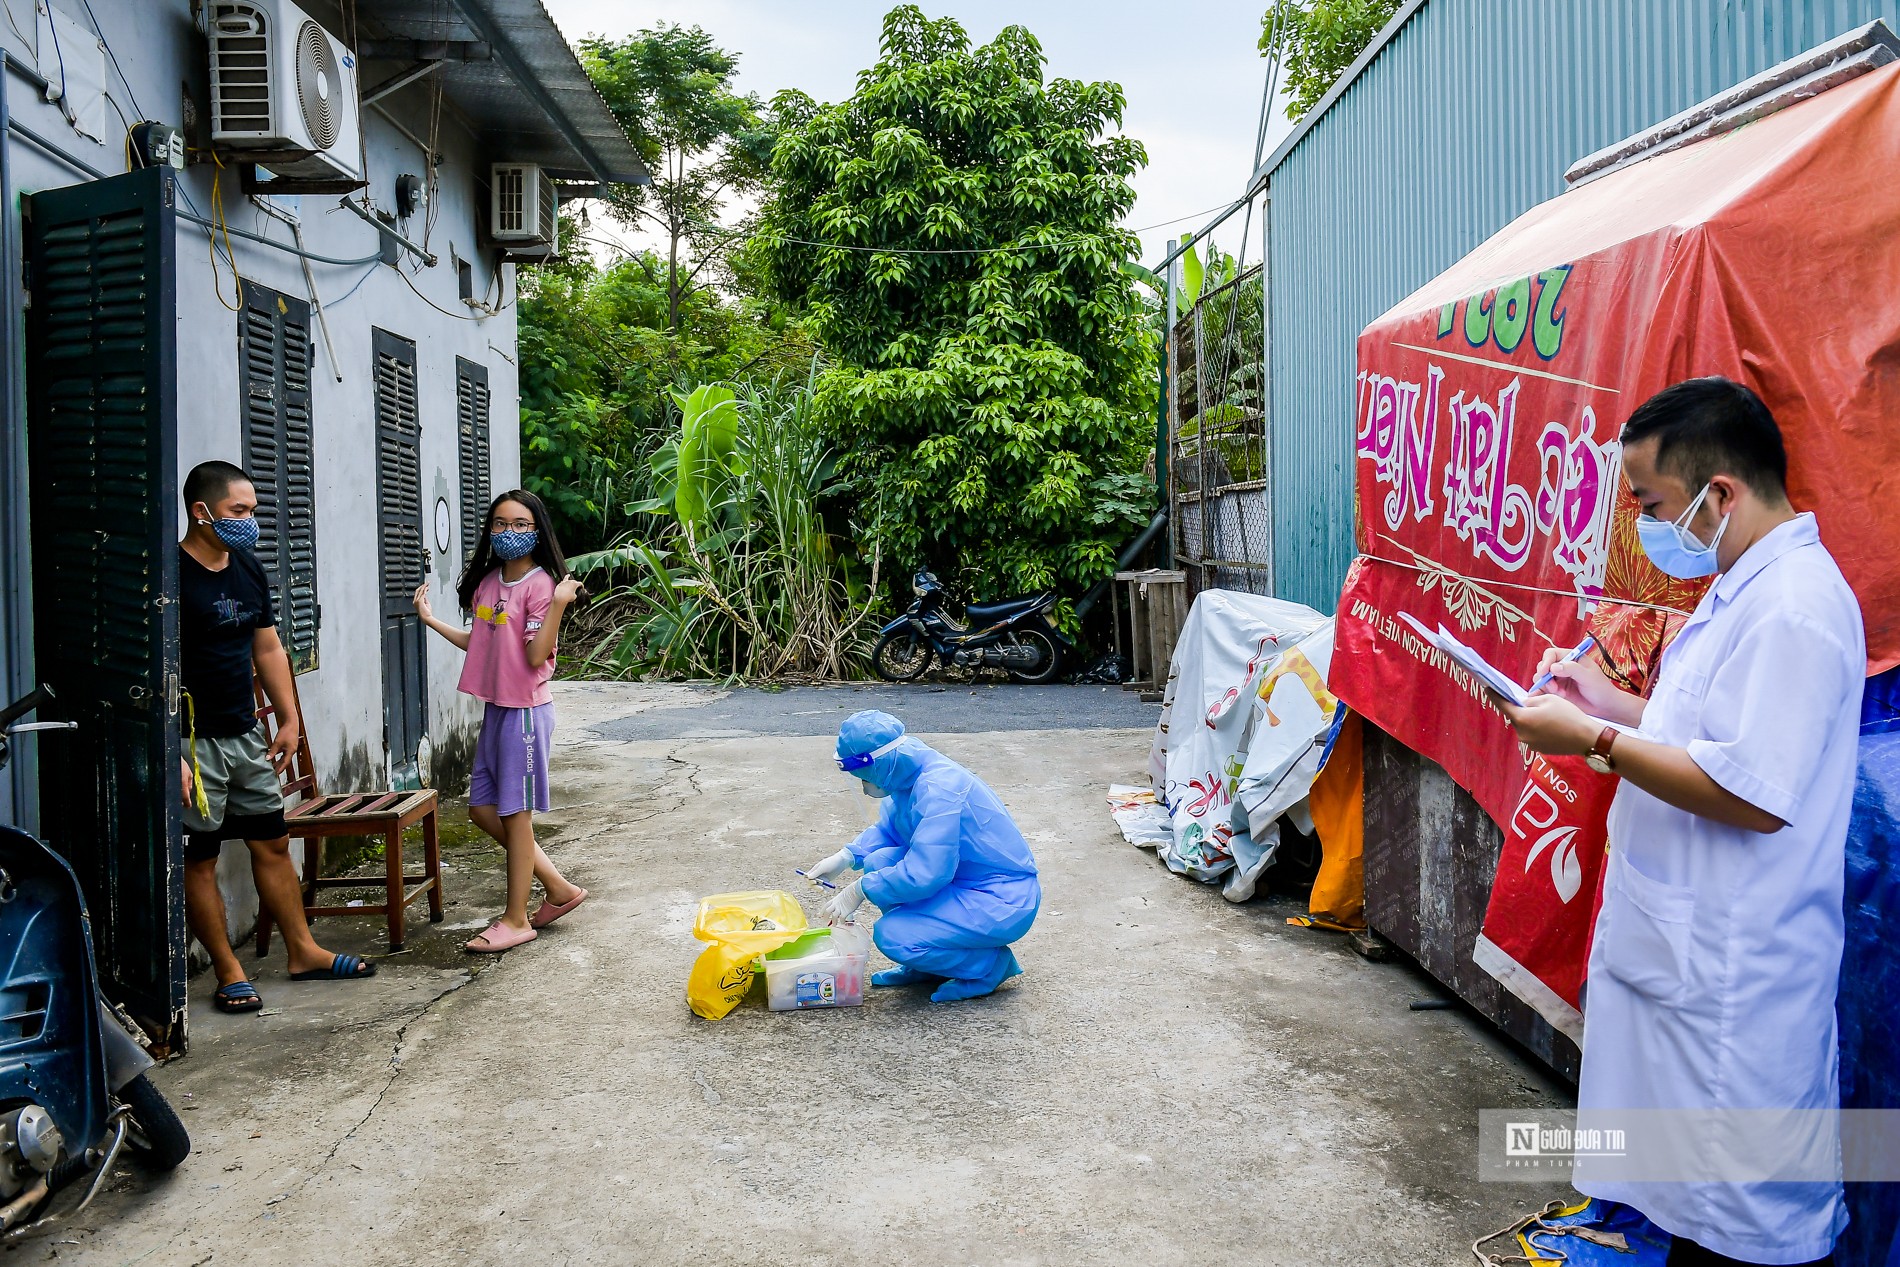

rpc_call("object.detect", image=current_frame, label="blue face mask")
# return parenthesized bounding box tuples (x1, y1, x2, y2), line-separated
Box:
(1636, 482, 1729, 580)
(491, 529, 538, 561)
(211, 516, 260, 551)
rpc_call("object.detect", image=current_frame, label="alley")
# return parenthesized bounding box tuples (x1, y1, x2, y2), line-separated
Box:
(54, 684, 1568, 1266)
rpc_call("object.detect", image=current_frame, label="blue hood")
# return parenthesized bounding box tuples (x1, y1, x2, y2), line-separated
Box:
(836, 709, 932, 792)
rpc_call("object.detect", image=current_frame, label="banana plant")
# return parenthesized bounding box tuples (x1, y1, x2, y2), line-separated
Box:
(627, 383, 744, 541)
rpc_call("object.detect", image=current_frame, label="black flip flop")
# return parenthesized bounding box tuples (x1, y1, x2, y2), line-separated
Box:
(213, 981, 264, 1013)
(289, 954, 377, 981)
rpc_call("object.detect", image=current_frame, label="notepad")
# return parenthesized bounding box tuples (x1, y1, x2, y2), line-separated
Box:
(1397, 612, 1641, 736)
(1397, 612, 1537, 704)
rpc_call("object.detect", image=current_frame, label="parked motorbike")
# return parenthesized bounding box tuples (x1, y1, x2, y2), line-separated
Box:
(872, 571, 1070, 684)
(0, 686, 189, 1236)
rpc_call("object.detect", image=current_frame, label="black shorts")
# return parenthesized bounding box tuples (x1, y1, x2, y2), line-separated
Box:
(184, 809, 288, 863)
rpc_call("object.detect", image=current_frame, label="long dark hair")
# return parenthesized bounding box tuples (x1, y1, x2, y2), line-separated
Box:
(456, 488, 569, 612)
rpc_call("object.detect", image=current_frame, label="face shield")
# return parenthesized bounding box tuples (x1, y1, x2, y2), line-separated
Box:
(837, 736, 905, 797)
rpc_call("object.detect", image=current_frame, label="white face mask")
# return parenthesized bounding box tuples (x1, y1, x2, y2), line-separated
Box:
(1636, 481, 1730, 579)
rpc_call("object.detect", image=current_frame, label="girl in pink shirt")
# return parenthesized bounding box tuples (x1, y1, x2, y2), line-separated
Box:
(414, 489, 587, 952)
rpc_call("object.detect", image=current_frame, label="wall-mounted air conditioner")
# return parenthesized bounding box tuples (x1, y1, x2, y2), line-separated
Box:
(209, 0, 363, 183)
(490, 163, 559, 256)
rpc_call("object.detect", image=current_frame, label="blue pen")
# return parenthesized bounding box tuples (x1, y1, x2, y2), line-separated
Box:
(1529, 635, 1598, 695)
(794, 868, 838, 891)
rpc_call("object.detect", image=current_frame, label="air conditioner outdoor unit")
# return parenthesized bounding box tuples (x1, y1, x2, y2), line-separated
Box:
(490, 163, 559, 255)
(209, 0, 362, 183)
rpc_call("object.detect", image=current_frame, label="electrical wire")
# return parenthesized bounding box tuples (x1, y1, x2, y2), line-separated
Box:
(582, 198, 1251, 262)
(42, 0, 69, 127)
(323, 262, 382, 310)
(396, 262, 512, 322)
(78, 0, 142, 119)
(0, 0, 32, 56)
(207, 154, 244, 311)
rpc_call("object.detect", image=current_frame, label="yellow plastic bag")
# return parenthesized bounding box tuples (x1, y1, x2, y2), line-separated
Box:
(686, 891, 809, 1020)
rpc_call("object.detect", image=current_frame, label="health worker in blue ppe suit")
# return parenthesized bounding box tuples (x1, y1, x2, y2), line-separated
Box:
(803, 711, 1040, 1003)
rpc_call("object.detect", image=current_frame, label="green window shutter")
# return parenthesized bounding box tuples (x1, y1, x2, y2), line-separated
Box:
(281, 309, 318, 668)
(25, 166, 187, 1047)
(455, 356, 491, 560)
(373, 329, 427, 774)
(238, 283, 319, 672)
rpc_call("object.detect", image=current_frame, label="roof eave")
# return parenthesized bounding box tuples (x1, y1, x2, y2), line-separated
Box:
(448, 0, 650, 186)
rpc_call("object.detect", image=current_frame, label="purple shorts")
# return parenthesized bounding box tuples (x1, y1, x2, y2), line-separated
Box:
(469, 702, 554, 817)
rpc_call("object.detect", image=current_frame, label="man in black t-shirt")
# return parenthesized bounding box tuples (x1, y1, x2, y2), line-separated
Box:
(178, 461, 375, 1013)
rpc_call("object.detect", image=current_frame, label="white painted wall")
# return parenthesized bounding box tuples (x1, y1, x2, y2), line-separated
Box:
(0, 0, 533, 942)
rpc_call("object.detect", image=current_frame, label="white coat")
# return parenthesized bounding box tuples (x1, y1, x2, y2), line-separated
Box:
(1573, 513, 1864, 1264)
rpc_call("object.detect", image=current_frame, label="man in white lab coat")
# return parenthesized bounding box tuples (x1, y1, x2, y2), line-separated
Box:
(1501, 378, 1864, 1266)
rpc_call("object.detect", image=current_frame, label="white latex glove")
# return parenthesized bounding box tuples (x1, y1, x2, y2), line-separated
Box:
(825, 878, 866, 925)
(801, 847, 856, 887)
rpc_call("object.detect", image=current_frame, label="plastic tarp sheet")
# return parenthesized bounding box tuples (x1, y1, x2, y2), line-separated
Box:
(1147, 590, 1334, 901)
(1837, 668, 1900, 1267)
(1330, 63, 1900, 1037)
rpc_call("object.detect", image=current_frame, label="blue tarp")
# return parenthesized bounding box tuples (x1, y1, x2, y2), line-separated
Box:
(1837, 665, 1900, 1267)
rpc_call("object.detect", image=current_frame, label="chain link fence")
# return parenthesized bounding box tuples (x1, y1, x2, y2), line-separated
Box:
(1169, 262, 1270, 596)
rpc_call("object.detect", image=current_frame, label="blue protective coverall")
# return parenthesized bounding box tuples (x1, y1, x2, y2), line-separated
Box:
(842, 721, 1040, 994)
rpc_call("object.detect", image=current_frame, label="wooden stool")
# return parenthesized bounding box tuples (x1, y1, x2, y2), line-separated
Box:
(253, 679, 444, 954)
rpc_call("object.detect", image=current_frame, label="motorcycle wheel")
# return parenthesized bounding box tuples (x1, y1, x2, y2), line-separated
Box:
(1005, 628, 1063, 685)
(119, 1074, 190, 1171)
(871, 630, 932, 682)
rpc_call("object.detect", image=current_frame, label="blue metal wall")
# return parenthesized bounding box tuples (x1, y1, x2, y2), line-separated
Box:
(1267, 0, 1900, 612)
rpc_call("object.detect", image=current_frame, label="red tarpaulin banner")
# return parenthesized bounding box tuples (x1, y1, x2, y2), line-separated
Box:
(1331, 64, 1900, 1039)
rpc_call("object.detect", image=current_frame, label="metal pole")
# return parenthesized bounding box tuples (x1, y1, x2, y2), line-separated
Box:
(1155, 250, 1170, 566)
(1261, 195, 1275, 596)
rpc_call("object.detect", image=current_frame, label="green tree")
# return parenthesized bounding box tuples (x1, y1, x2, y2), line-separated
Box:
(580, 25, 772, 330)
(754, 6, 1156, 602)
(515, 222, 817, 554)
(1259, 0, 1403, 122)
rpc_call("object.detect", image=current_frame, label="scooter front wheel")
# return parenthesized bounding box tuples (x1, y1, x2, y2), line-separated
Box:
(871, 630, 933, 682)
(119, 1074, 189, 1171)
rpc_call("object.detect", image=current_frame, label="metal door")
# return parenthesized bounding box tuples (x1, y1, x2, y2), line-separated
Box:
(372, 329, 426, 785)
(24, 166, 186, 1047)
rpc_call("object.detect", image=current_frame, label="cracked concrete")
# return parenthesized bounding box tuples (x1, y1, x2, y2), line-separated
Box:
(37, 682, 1572, 1265)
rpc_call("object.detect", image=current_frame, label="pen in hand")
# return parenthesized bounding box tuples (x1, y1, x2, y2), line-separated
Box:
(1529, 635, 1598, 695)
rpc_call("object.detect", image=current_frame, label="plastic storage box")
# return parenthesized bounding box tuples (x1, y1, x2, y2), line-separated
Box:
(761, 924, 870, 1011)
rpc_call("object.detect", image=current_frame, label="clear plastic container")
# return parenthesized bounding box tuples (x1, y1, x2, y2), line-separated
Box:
(761, 923, 870, 1011)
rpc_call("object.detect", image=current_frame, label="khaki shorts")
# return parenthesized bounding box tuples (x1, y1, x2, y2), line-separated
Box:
(183, 727, 287, 860)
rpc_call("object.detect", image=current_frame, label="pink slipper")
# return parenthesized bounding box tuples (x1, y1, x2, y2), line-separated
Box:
(465, 921, 537, 953)
(531, 887, 588, 930)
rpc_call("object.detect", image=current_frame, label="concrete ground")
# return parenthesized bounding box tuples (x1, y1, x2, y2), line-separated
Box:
(43, 682, 1572, 1266)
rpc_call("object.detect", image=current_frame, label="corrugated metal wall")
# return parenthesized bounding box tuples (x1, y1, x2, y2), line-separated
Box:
(1267, 0, 1900, 613)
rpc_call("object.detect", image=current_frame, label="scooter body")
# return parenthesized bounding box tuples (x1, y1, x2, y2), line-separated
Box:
(872, 571, 1070, 683)
(0, 688, 181, 1231)
(0, 826, 161, 1213)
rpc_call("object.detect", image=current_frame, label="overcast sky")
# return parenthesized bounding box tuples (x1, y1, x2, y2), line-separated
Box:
(539, 0, 1289, 270)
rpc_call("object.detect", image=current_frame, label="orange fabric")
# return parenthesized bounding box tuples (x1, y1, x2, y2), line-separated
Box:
(1306, 713, 1365, 929)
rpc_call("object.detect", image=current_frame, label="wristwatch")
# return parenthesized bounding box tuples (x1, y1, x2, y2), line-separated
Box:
(1584, 725, 1619, 774)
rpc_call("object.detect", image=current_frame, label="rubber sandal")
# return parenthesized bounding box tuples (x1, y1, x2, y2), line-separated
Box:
(289, 953, 378, 981)
(465, 921, 537, 954)
(530, 887, 588, 929)
(213, 981, 264, 1013)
